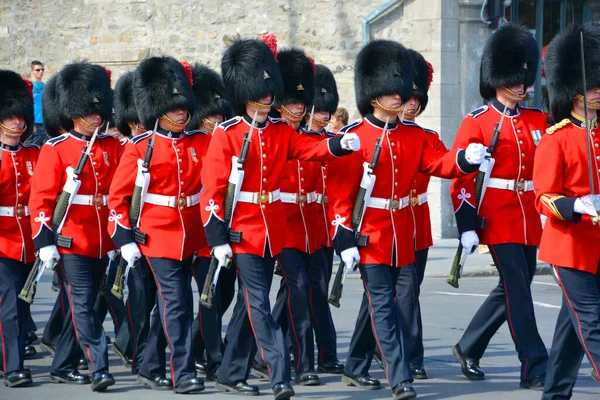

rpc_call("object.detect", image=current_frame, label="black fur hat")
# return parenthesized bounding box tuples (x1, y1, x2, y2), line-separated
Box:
(314, 64, 339, 115)
(479, 23, 540, 100)
(55, 61, 113, 121)
(114, 72, 139, 137)
(275, 48, 316, 108)
(133, 56, 196, 129)
(355, 40, 413, 117)
(0, 70, 34, 138)
(221, 36, 283, 116)
(42, 74, 73, 137)
(545, 23, 600, 122)
(408, 49, 431, 115)
(188, 64, 233, 130)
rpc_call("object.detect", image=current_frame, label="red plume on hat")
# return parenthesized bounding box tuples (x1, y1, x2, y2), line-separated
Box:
(260, 33, 278, 62)
(308, 55, 317, 76)
(24, 78, 34, 99)
(180, 61, 193, 86)
(426, 61, 434, 90)
(103, 66, 112, 84)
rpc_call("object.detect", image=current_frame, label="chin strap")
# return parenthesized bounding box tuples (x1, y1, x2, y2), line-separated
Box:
(501, 87, 526, 100)
(78, 117, 105, 131)
(372, 98, 403, 114)
(0, 121, 27, 135)
(247, 96, 276, 110)
(575, 94, 600, 108)
(160, 112, 191, 128)
(279, 104, 306, 122)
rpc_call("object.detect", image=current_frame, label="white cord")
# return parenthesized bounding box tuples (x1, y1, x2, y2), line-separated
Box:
(481, 0, 491, 25)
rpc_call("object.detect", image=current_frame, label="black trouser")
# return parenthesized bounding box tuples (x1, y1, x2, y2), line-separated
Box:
(458, 244, 548, 380)
(345, 263, 412, 386)
(410, 248, 429, 367)
(0, 258, 30, 373)
(543, 264, 600, 399)
(190, 256, 223, 373)
(306, 248, 338, 365)
(51, 254, 109, 375)
(218, 253, 290, 387)
(94, 256, 126, 337)
(323, 246, 335, 284)
(42, 272, 68, 348)
(140, 257, 195, 387)
(113, 257, 161, 371)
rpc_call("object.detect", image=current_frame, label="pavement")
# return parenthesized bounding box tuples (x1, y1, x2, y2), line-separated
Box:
(3, 239, 598, 400)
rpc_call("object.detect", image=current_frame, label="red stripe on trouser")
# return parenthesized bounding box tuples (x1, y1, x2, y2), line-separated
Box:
(106, 297, 119, 333)
(554, 266, 600, 376)
(276, 256, 302, 372)
(0, 295, 6, 372)
(60, 262, 95, 372)
(146, 258, 176, 387)
(489, 246, 529, 380)
(57, 273, 66, 317)
(189, 266, 206, 342)
(362, 269, 391, 387)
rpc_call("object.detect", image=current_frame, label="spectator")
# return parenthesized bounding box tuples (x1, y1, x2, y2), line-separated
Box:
(26, 60, 50, 145)
(329, 107, 348, 133)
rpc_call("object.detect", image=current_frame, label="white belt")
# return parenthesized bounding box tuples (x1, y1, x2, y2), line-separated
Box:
(488, 178, 534, 192)
(238, 189, 281, 204)
(72, 194, 109, 206)
(0, 206, 29, 217)
(410, 192, 428, 207)
(316, 193, 328, 204)
(366, 195, 410, 211)
(144, 192, 201, 208)
(280, 191, 318, 205)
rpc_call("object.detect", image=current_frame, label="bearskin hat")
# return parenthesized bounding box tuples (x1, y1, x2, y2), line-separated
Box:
(408, 49, 431, 115)
(0, 70, 34, 138)
(314, 64, 339, 115)
(275, 48, 316, 108)
(479, 24, 540, 100)
(188, 64, 233, 130)
(114, 72, 139, 137)
(355, 40, 413, 117)
(133, 56, 196, 130)
(545, 23, 600, 122)
(42, 74, 73, 137)
(54, 61, 113, 122)
(221, 36, 283, 116)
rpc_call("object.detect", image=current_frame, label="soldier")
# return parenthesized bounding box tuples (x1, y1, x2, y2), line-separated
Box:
(108, 57, 205, 394)
(186, 62, 233, 380)
(29, 61, 118, 391)
(537, 23, 600, 399)
(201, 35, 360, 399)
(0, 69, 38, 387)
(304, 63, 344, 374)
(326, 39, 485, 400)
(449, 24, 548, 390)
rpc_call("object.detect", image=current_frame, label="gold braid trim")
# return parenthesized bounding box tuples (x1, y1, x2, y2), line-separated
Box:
(0, 121, 27, 135)
(202, 118, 216, 130)
(540, 194, 566, 220)
(248, 96, 275, 109)
(501, 87, 526, 100)
(279, 104, 306, 122)
(575, 94, 600, 108)
(546, 118, 571, 135)
(372, 98, 403, 114)
(78, 117, 105, 131)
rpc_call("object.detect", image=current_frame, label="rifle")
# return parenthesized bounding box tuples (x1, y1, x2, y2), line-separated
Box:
(447, 103, 508, 288)
(19, 126, 101, 304)
(111, 119, 158, 299)
(328, 118, 388, 308)
(200, 111, 257, 308)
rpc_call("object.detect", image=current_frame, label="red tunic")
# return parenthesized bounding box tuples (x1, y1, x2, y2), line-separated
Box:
(327, 115, 476, 267)
(108, 129, 210, 261)
(533, 115, 600, 274)
(315, 130, 338, 248)
(450, 100, 547, 246)
(29, 131, 123, 258)
(200, 115, 351, 258)
(0, 142, 39, 263)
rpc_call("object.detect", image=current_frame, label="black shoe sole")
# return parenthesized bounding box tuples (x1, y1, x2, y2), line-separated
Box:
(519, 382, 544, 391)
(137, 375, 173, 391)
(92, 378, 115, 392)
(341, 375, 381, 390)
(250, 367, 270, 380)
(40, 342, 55, 355)
(50, 375, 90, 385)
(394, 390, 417, 400)
(216, 382, 259, 396)
(298, 378, 320, 386)
(452, 345, 485, 381)
(274, 387, 295, 400)
(5, 378, 32, 387)
(174, 383, 205, 394)
(412, 371, 428, 380)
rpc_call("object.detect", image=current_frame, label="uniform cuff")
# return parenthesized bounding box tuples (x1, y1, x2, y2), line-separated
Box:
(455, 202, 477, 234)
(456, 149, 479, 174)
(327, 136, 353, 158)
(112, 224, 135, 249)
(554, 197, 582, 223)
(33, 224, 55, 250)
(204, 217, 230, 247)
(333, 226, 357, 254)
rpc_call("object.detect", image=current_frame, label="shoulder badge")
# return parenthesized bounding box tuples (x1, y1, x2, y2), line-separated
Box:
(220, 116, 242, 131)
(339, 119, 362, 134)
(546, 118, 571, 135)
(520, 106, 544, 114)
(131, 131, 152, 144)
(46, 133, 69, 147)
(468, 105, 488, 118)
(268, 117, 290, 126)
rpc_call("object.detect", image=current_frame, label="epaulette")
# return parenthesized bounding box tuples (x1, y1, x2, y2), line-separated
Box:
(468, 105, 488, 118)
(339, 119, 362, 134)
(268, 117, 290, 125)
(22, 142, 40, 149)
(184, 129, 209, 136)
(546, 118, 571, 135)
(520, 106, 544, 114)
(423, 127, 438, 135)
(300, 127, 321, 136)
(46, 133, 69, 147)
(399, 119, 420, 128)
(324, 129, 337, 137)
(131, 131, 152, 144)
(219, 116, 241, 131)
(98, 134, 119, 141)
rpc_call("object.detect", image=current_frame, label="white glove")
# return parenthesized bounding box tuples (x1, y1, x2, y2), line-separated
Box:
(39, 245, 60, 269)
(340, 133, 361, 151)
(340, 247, 360, 270)
(213, 243, 233, 267)
(574, 195, 600, 217)
(460, 231, 479, 253)
(465, 143, 486, 165)
(120, 242, 141, 268)
(107, 250, 118, 261)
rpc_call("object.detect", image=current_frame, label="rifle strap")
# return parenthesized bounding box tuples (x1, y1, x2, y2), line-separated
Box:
(56, 235, 73, 249)
(229, 230, 242, 244)
(355, 233, 370, 247)
(133, 228, 148, 245)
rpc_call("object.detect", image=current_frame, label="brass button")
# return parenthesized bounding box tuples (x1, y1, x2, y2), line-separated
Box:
(98, 182, 102, 187)
(262, 190, 266, 194)
(261, 142, 265, 146)
(595, 143, 599, 149)
(596, 156, 600, 161)
(176, 148, 181, 152)
(93, 161, 97, 166)
(90, 152, 94, 156)
(395, 169, 398, 173)
(393, 195, 398, 199)
(16, 172, 20, 176)
(261, 204, 266, 209)
(179, 206, 184, 210)
(178, 158, 183, 162)
(392, 209, 397, 213)
(263, 178, 267, 182)
(95, 172, 99, 176)
(263, 154, 267, 158)
(181, 192, 186, 197)
(259, 193, 269, 203)
(301, 189, 305, 193)
(393, 155, 397, 160)
(394, 182, 398, 186)
(17, 183, 21, 187)
(17, 204, 22, 208)
(301, 178, 304, 182)
(299, 167, 304, 171)
(177, 198, 186, 207)
(521, 166, 526, 170)
(14, 162, 19, 166)
(180, 170, 183, 173)
(514, 119, 518, 123)
(391, 142, 395, 147)
(97, 206, 102, 210)
(412, 189, 416, 193)
(517, 129, 522, 134)
(263, 166, 267, 170)
(323, 175, 326, 179)
(521, 153, 525, 157)
(17, 216, 22, 220)
(411, 197, 418, 207)
(180, 181, 185, 185)
(18, 193, 23, 197)
(518, 191, 524, 196)
(519, 140, 524, 145)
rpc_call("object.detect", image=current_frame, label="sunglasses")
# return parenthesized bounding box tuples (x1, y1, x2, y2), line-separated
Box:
(34, 68, 44, 72)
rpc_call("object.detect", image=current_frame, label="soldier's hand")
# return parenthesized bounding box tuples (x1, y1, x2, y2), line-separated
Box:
(340, 133, 361, 151)
(574, 195, 600, 217)
(39, 245, 60, 268)
(460, 231, 479, 253)
(120, 242, 141, 268)
(213, 243, 233, 267)
(465, 143, 486, 165)
(341, 247, 360, 269)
